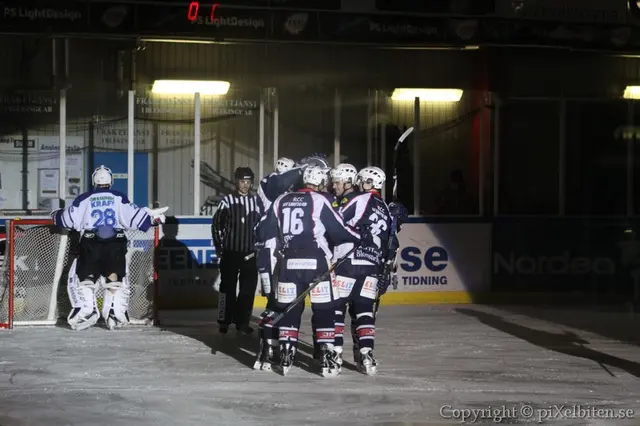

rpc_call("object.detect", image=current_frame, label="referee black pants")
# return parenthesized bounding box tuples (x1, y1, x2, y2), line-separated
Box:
(217, 251, 258, 327)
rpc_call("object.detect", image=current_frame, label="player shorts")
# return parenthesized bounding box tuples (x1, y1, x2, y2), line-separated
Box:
(76, 230, 128, 282)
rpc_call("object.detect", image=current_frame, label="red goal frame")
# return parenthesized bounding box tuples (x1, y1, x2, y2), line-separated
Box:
(0, 218, 160, 329)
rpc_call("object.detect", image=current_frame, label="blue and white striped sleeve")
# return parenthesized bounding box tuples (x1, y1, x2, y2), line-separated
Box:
(117, 196, 152, 232)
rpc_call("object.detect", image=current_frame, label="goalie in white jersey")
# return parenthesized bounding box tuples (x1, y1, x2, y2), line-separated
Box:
(51, 165, 167, 331)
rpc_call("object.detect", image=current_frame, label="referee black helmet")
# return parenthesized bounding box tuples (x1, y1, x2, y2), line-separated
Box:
(234, 167, 255, 181)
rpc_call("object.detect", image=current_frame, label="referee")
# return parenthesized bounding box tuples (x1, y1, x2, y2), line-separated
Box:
(212, 166, 261, 334)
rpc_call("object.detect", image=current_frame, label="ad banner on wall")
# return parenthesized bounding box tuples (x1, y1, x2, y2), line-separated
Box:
(0, 217, 492, 309)
(397, 222, 491, 295)
(492, 218, 640, 297)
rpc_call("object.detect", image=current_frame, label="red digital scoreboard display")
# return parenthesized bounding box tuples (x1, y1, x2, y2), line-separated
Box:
(186, 1, 220, 21)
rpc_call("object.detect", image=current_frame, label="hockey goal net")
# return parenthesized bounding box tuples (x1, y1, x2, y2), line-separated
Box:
(0, 219, 159, 329)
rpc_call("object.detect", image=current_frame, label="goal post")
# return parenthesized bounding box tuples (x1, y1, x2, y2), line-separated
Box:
(0, 218, 160, 329)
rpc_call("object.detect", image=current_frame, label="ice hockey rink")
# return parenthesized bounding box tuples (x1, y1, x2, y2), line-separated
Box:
(1, 305, 640, 426)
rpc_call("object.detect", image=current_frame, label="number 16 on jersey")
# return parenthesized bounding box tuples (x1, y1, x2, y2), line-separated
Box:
(282, 207, 304, 235)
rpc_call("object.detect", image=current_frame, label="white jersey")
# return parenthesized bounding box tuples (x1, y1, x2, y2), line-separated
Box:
(52, 189, 153, 233)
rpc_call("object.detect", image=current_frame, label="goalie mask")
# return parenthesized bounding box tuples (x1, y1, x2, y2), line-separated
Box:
(92, 165, 113, 188)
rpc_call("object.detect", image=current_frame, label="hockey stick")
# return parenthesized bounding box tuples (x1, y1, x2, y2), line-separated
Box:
(391, 126, 415, 202)
(258, 243, 360, 328)
(373, 126, 414, 318)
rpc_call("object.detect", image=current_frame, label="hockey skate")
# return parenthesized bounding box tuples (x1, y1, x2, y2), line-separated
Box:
(277, 343, 296, 376)
(320, 344, 341, 378)
(253, 339, 276, 371)
(334, 346, 344, 374)
(68, 308, 100, 331)
(357, 348, 378, 376)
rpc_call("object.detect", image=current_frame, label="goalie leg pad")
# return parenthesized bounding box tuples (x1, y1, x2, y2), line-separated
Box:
(67, 279, 99, 331)
(101, 278, 131, 328)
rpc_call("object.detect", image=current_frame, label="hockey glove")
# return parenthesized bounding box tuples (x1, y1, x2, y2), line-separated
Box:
(258, 309, 277, 326)
(388, 201, 409, 229)
(358, 226, 375, 248)
(378, 260, 398, 295)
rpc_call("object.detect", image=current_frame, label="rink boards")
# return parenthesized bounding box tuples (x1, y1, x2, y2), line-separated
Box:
(151, 217, 492, 307)
(0, 216, 491, 308)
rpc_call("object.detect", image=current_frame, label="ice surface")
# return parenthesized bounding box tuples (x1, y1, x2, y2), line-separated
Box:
(1, 305, 640, 426)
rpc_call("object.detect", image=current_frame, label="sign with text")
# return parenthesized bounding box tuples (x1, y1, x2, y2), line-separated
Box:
(397, 223, 491, 293)
(1, 0, 639, 51)
(492, 218, 640, 295)
(495, 0, 627, 24)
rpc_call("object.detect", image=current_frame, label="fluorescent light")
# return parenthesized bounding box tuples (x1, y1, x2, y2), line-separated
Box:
(151, 80, 230, 95)
(624, 86, 640, 99)
(391, 88, 463, 102)
(142, 38, 217, 44)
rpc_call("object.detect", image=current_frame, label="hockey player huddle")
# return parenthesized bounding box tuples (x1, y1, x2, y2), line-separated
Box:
(47, 157, 407, 379)
(253, 155, 408, 378)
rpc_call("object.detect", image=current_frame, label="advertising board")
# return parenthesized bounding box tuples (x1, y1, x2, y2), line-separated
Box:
(0, 216, 493, 309)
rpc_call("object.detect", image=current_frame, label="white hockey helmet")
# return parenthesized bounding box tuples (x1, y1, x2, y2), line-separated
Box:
(275, 157, 295, 173)
(321, 167, 332, 186)
(303, 166, 326, 187)
(357, 166, 386, 190)
(330, 163, 358, 184)
(92, 165, 113, 188)
(298, 155, 329, 169)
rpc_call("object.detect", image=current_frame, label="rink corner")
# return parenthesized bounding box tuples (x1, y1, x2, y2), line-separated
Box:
(252, 291, 475, 308)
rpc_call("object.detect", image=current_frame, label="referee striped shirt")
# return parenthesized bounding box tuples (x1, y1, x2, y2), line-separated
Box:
(211, 192, 261, 253)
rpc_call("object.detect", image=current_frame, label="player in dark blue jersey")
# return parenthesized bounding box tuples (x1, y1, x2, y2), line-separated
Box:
(253, 156, 326, 370)
(325, 163, 361, 367)
(257, 157, 304, 213)
(333, 166, 397, 375)
(254, 165, 362, 377)
(319, 166, 336, 204)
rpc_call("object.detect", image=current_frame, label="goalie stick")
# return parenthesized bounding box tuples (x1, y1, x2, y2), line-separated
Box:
(258, 242, 360, 328)
(373, 126, 414, 317)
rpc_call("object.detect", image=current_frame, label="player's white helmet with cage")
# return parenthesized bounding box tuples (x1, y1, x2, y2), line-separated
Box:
(321, 166, 332, 186)
(303, 166, 327, 187)
(331, 163, 358, 184)
(357, 166, 386, 190)
(92, 165, 113, 188)
(275, 157, 295, 173)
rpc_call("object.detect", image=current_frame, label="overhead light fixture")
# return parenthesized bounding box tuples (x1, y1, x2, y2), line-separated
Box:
(391, 88, 463, 102)
(142, 38, 217, 44)
(151, 80, 230, 95)
(623, 86, 640, 99)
